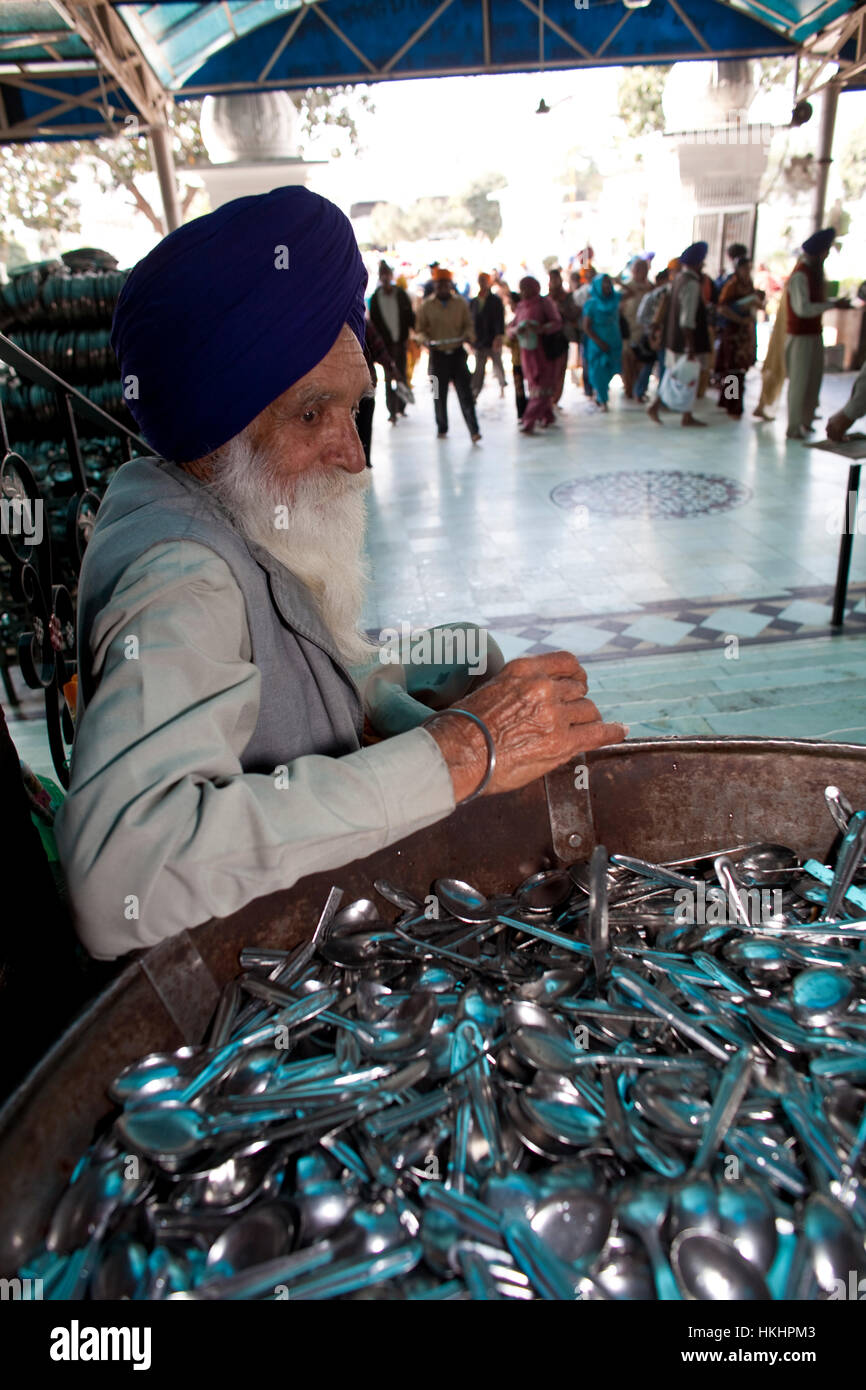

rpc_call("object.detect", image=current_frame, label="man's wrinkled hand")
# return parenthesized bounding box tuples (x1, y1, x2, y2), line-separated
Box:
(827, 410, 852, 443)
(428, 651, 627, 803)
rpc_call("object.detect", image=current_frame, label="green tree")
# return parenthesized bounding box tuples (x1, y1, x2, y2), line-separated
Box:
(88, 101, 207, 235)
(617, 65, 672, 139)
(0, 142, 82, 256)
(293, 85, 376, 158)
(755, 55, 823, 95)
(369, 176, 507, 248)
(0, 87, 374, 250)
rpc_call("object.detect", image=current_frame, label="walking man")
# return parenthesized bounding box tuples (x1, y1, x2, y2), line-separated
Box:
(469, 273, 506, 398)
(785, 227, 850, 441)
(368, 260, 415, 423)
(415, 270, 481, 443)
(647, 241, 710, 428)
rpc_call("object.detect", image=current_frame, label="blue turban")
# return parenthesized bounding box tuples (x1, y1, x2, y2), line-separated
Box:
(680, 241, 708, 269)
(111, 186, 367, 463)
(802, 226, 836, 257)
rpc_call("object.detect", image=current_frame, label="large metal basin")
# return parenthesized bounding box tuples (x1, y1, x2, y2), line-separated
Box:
(2, 736, 866, 1273)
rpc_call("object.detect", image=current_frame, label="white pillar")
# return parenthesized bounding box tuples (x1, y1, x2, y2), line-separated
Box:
(812, 83, 839, 234)
(149, 123, 182, 234)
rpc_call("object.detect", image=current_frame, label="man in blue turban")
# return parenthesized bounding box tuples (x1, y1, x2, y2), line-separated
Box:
(784, 226, 851, 440)
(56, 186, 624, 959)
(647, 241, 710, 427)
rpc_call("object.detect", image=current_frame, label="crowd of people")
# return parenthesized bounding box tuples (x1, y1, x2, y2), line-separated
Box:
(360, 229, 860, 460)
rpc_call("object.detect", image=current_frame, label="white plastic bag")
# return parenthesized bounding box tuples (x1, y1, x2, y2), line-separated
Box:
(658, 354, 700, 413)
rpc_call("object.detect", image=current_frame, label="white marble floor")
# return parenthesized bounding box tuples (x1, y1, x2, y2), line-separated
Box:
(6, 361, 866, 781)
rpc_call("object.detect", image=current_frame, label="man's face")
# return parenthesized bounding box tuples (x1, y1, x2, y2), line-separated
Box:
(633, 260, 649, 285)
(435, 279, 452, 301)
(380, 270, 393, 292)
(478, 274, 490, 294)
(246, 324, 370, 484)
(204, 324, 375, 665)
(549, 272, 561, 294)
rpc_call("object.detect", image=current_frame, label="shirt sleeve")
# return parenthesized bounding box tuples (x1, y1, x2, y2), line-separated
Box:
(788, 270, 833, 319)
(55, 540, 456, 959)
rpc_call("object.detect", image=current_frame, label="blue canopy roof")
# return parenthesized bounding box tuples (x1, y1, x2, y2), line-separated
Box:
(0, 0, 862, 141)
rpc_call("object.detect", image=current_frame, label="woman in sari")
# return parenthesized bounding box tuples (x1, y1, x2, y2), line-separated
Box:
(506, 275, 563, 434)
(581, 274, 622, 411)
(398, 273, 422, 386)
(753, 281, 787, 421)
(715, 257, 763, 418)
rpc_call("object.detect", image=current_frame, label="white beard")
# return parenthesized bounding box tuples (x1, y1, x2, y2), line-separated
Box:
(205, 431, 377, 667)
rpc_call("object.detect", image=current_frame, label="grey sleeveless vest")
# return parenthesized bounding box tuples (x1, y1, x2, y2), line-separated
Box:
(75, 457, 364, 772)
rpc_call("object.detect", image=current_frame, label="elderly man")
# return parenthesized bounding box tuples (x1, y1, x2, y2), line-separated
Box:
(785, 227, 850, 441)
(647, 241, 710, 428)
(827, 360, 866, 441)
(55, 187, 625, 960)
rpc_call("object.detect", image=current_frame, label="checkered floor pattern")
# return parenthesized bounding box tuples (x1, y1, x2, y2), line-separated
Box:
(465, 582, 866, 663)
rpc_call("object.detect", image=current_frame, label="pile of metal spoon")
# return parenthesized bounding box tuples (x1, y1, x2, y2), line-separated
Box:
(18, 785, 866, 1300)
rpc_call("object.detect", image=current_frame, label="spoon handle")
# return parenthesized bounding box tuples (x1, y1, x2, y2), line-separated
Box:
(497, 914, 591, 957)
(689, 1047, 754, 1177)
(174, 1240, 335, 1300)
(285, 1243, 421, 1300)
(714, 856, 754, 926)
(602, 1067, 635, 1162)
(824, 785, 854, 835)
(502, 1219, 579, 1301)
(820, 813, 866, 921)
(589, 845, 610, 986)
(645, 1229, 680, 1302)
(611, 854, 701, 892)
(457, 1244, 506, 1300)
(611, 966, 730, 1063)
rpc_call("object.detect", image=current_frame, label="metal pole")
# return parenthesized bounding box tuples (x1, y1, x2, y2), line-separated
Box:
(148, 122, 182, 234)
(812, 82, 839, 233)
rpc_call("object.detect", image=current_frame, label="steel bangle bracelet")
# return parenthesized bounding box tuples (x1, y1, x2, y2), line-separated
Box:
(427, 707, 496, 804)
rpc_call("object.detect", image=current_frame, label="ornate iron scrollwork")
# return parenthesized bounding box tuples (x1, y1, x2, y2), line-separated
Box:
(0, 450, 76, 785)
(1, 328, 146, 788)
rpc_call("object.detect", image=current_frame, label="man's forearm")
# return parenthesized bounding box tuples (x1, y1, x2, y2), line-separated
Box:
(55, 541, 457, 959)
(57, 728, 455, 959)
(845, 364, 866, 422)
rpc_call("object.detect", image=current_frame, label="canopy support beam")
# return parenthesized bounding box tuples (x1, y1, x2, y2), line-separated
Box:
(47, 0, 181, 236)
(149, 123, 182, 233)
(811, 80, 839, 233)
